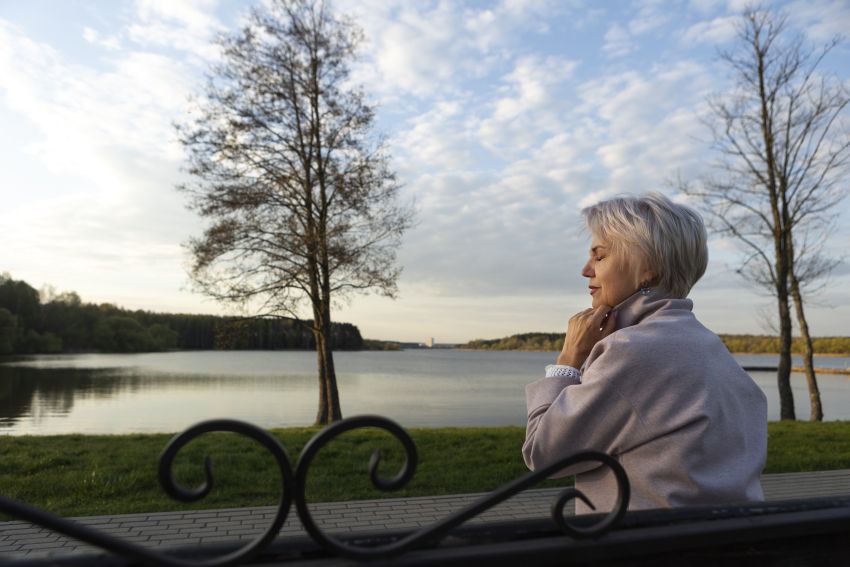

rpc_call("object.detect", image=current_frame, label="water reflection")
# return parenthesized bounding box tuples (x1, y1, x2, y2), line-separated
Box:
(0, 366, 123, 427)
(1, 351, 849, 434)
(0, 354, 321, 434)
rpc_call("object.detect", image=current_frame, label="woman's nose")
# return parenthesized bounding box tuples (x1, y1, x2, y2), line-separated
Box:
(581, 261, 593, 278)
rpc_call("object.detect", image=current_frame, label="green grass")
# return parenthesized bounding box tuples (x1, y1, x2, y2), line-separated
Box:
(2, 422, 849, 519)
(765, 421, 850, 472)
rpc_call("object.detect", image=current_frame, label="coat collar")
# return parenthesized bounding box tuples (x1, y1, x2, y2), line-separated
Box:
(611, 287, 694, 331)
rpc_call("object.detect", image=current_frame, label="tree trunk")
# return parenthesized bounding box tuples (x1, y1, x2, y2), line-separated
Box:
(789, 272, 823, 421)
(776, 294, 795, 420)
(314, 325, 329, 425)
(313, 303, 342, 425)
(772, 209, 794, 420)
(321, 330, 342, 423)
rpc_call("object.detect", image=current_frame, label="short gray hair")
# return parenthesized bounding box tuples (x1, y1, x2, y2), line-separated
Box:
(581, 192, 708, 298)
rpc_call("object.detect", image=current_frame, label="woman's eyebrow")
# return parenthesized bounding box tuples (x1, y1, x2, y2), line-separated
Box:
(590, 245, 607, 253)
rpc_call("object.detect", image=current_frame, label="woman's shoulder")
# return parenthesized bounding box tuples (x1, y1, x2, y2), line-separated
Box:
(622, 307, 718, 345)
(586, 313, 725, 376)
(605, 311, 703, 348)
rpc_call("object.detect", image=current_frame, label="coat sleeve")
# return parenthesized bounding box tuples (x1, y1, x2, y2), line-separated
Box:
(522, 343, 646, 478)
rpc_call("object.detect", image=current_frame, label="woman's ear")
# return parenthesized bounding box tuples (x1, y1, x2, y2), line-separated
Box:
(639, 269, 657, 287)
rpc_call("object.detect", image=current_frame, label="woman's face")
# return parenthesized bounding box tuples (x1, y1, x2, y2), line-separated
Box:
(581, 238, 642, 308)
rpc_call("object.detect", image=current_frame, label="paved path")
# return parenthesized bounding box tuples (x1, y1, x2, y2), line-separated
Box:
(2, 469, 848, 561)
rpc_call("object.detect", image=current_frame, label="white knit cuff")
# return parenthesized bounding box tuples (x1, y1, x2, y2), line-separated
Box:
(545, 364, 581, 380)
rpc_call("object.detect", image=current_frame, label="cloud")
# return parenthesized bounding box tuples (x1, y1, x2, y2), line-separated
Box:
(682, 2, 850, 49)
(602, 23, 636, 57)
(135, 0, 219, 28)
(475, 55, 579, 156)
(785, 0, 850, 43)
(127, 0, 225, 60)
(602, 0, 672, 58)
(573, 59, 716, 198)
(628, 0, 672, 35)
(680, 15, 739, 44)
(396, 170, 581, 298)
(393, 100, 478, 174)
(504, 130, 599, 193)
(340, 0, 573, 100)
(339, 1, 489, 100)
(724, 0, 755, 12)
(492, 56, 578, 122)
(391, 133, 594, 299)
(463, 0, 571, 47)
(384, 50, 593, 300)
(0, 21, 197, 179)
(82, 27, 122, 50)
(689, 0, 726, 14)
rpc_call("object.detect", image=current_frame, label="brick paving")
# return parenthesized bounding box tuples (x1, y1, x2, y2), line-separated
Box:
(1, 469, 848, 561)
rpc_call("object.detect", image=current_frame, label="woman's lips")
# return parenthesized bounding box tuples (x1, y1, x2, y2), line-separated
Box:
(589, 286, 599, 295)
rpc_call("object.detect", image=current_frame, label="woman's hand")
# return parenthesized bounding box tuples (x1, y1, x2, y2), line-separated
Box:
(556, 305, 617, 368)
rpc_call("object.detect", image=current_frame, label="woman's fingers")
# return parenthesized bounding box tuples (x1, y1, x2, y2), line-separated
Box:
(593, 306, 614, 333)
(558, 306, 615, 368)
(569, 307, 610, 331)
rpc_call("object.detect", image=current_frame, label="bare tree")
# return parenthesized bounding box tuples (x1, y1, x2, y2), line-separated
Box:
(177, 0, 413, 424)
(682, 7, 850, 420)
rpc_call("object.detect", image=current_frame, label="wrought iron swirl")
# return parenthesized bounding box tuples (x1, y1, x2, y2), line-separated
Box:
(293, 415, 630, 560)
(0, 415, 629, 565)
(1, 419, 295, 567)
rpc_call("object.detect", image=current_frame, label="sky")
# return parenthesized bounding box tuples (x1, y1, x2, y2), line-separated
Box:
(1, 0, 849, 344)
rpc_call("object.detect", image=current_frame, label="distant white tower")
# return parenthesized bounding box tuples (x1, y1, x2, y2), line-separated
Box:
(425, 337, 435, 348)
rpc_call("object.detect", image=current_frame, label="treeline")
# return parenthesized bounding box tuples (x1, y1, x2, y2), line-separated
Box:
(719, 335, 850, 355)
(463, 333, 562, 352)
(462, 332, 850, 355)
(0, 274, 362, 355)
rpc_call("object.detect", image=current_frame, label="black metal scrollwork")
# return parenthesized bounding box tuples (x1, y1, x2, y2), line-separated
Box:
(293, 415, 629, 560)
(0, 415, 630, 565)
(1, 419, 295, 567)
(293, 415, 419, 560)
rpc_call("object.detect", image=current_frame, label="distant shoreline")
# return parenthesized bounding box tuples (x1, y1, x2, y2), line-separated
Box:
(796, 367, 850, 375)
(453, 348, 849, 374)
(729, 351, 849, 357)
(456, 347, 850, 356)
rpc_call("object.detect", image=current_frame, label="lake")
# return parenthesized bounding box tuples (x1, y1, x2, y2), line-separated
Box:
(1, 350, 849, 435)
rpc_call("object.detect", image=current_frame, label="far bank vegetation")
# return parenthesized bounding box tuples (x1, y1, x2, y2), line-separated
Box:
(0, 274, 363, 355)
(462, 333, 850, 355)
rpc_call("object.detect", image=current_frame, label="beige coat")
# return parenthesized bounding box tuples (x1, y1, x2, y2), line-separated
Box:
(523, 289, 767, 513)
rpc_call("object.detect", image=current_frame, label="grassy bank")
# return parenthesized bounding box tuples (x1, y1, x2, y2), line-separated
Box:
(2, 422, 850, 519)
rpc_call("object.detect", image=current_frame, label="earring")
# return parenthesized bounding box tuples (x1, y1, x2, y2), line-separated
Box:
(639, 281, 652, 295)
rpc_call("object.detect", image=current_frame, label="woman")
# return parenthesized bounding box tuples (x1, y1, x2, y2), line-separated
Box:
(523, 192, 767, 513)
